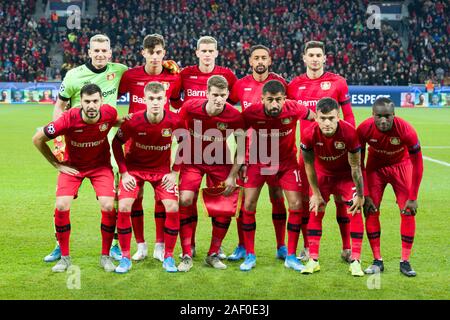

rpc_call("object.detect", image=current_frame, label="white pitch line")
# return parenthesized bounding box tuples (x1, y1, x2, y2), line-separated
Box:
(423, 156, 450, 167)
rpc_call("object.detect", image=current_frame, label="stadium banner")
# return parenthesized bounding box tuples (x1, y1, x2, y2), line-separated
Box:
(349, 85, 450, 108)
(1, 82, 449, 108)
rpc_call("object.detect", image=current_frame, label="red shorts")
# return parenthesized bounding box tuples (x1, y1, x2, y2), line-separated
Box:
(179, 164, 231, 191)
(56, 166, 115, 198)
(366, 161, 412, 209)
(312, 173, 356, 204)
(244, 161, 302, 191)
(118, 170, 178, 201)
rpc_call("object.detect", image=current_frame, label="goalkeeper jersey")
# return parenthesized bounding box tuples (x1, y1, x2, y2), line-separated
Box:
(58, 61, 128, 108)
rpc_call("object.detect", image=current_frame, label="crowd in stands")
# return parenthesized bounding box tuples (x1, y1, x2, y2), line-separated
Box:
(0, 1, 55, 82)
(407, 0, 450, 86)
(1, 0, 448, 86)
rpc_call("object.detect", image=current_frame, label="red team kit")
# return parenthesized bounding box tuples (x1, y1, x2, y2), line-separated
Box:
(37, 39, 422, 278)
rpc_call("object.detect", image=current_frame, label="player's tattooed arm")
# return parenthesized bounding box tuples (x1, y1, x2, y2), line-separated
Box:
(302, 149, 325, 215)
(348, 150, 364, 215)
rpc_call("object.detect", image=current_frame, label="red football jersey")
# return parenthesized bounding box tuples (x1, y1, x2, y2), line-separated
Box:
(287, 72, 354, 133)
(229, 72, 287, 110)
(115, 110, 183, 173)
(300, 120, 361, 176)
(118, 66, 182, 113)
(178, 98, 244, 165)
(243, 100, 310, 164)
(357, 117, 421, 171)
(180, 65, 237, 101)
(43, 105, 117, 170)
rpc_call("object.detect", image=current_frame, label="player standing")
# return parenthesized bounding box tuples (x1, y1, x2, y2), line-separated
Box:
(300, 98, 365, 276)
(227, 45, 289, 261)
(178, 36, 238, 259)
(112, 82, 182, 273)
(33, 84, 123, 272)
(357, 97, 423, 277)
(177, 75, 244, 271)
(287, 40, 355, 263)
(240, 80, 315, 272)
(118, 34, 182, 263)
(44, 34, 128, 263)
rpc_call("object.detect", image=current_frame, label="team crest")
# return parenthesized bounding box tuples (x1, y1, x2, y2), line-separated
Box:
(281, 117, 292, 124)
(106, 73, 116, 81)
(99, 123, 109, 132)
(161, 128, 172, 137)
(320, 81, 331, 90)
(390, 137, 401, 145)
(334, 141, 345, 150)
(217, 122, 228, 130)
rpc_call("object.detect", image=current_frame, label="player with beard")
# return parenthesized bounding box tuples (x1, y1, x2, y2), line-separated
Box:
(33, 84, 125, 273)
(228, 45, 289, 261)
(45, 34, 127, 264)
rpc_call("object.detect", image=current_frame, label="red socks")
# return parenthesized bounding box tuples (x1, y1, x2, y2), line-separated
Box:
(117, 211, 132, 259)
(365, 211, 382, 260)
(335, 201, 351, 250)
(307, 211, 325, 260)
(55, 209, 71, 256)
(208, 217, 231, 255)
(190, 193, 199, 247)
(287, 209, 302, 255)
(164, 211, 179, 258)
(242, 209, 256, 255)
(236, 201, 245, 247)
(179, 205, 193, 256)
(100, 210, 117, 256)
(401, 213, 415, 261)
(270, 196, 287, 248)
(154, 200, 166, 244)
(350, 212, 364, 261)
(365, 210, 415, 261)
(130, 197, 144, 243)
(301, 201, 310, 249)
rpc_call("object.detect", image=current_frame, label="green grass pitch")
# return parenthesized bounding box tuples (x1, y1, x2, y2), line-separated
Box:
(0, 104, 448, 300)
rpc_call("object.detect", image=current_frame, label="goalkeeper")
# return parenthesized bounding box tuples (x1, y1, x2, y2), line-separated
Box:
(44, 34, 128, 263)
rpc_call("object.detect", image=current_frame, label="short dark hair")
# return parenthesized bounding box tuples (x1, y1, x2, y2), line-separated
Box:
(262, 80, 286, 95)
(250, 44, 270, 57)
(304, 40, 325, 54)
(316, 97, 339, 114)
(80, 83, 102, 98)
(373, 97, 395, 111)
(143, 34, 165, 50)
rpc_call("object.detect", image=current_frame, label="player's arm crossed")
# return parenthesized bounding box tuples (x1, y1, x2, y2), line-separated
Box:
(32, 129, 79, 176)
(301, 148, 326, 215)
(348, 150, 365, 215)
